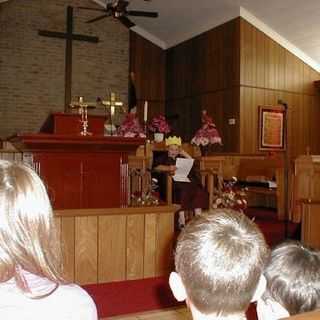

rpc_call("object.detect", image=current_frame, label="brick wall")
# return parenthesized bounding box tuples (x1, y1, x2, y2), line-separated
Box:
(0, 0, 129, 138)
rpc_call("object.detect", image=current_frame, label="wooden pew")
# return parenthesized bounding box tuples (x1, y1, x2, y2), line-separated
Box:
(237, 157, 285, 220)
(200, 154, 285, 220)
(199, 156, 224, 206)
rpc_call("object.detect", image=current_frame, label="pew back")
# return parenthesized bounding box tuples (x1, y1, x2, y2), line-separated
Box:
(200, 154, 285, 220)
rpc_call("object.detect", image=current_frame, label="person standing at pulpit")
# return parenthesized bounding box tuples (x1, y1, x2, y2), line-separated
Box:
(0, 160, 97, 320)
(152, 136, 209, 229)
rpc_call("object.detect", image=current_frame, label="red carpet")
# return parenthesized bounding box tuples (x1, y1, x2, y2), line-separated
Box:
(245, 207, 300, 247)
(82, 208, 300, 319)
(83, 276, 182, 318)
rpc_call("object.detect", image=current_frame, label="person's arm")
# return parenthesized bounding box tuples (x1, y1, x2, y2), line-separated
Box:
(179, 149, 192, 159)
(152, 152, 176, 174)
(154, 164, 176, 174)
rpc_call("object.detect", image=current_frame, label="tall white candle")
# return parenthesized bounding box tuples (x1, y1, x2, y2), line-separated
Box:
(110, 106, 115, 116)
(79, 96, 83, 104)
(144, 101, 148, 122)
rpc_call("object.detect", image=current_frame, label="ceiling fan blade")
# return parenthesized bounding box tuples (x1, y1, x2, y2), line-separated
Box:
(86, 14, 110, 23)
(77, 7, 107, 12)
(118, 16, 135, 28)
(127, 10, 158, 18)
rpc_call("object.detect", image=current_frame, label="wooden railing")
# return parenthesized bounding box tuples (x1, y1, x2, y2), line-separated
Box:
(54, 205, 177, 285)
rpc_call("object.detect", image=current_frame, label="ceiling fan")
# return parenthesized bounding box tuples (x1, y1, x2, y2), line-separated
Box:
(78, 0, 158, 28)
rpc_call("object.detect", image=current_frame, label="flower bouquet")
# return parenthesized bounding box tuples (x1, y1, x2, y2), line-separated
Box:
(148, 115, 171, 134)
(191, 110, 222, 147)
(212, 177, 247, 213)
(117, 112, 146, 138)
(130, 177, 160, 207)
(148, 114, 171, 142)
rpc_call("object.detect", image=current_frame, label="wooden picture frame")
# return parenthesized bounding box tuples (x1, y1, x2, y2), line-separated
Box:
(259, 106, 286, 151)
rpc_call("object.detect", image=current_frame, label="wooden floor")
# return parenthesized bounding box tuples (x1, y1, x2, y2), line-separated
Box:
(102, 306, 191, 320)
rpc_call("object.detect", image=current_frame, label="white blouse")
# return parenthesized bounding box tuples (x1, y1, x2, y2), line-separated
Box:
(0, 270, 98, 320)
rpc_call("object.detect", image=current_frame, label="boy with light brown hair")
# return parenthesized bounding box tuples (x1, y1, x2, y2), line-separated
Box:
(169, 209, 270, 320)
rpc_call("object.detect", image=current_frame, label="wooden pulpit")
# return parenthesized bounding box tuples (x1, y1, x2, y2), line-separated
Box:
(300, 200, 320, 250)
(293, 155, 320, 222)
(11, 113, 145, 209)
(293, 155, 320, 249)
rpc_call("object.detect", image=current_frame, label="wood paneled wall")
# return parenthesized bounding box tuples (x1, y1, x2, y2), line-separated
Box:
(54, 206, 175, 285)
(130, 32, 166, 123)
(240, 18, 320, 157)
(130, 18, 320, 155)
(165, 19, 240, 147)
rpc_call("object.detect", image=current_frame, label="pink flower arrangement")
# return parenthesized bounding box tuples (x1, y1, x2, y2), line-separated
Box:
(212, 177, 247, 213)
(117, 112, 146, 138)
(191, 110, 222, 146)
(148, 115, 170, 134)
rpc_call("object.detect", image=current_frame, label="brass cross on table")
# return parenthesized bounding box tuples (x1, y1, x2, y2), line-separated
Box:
(100, 92, 124, 116)
(99, 92, 123, 135)
(39, 6, 99, 112)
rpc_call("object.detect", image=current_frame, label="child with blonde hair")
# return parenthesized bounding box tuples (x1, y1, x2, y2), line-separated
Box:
(0, 160, 97, 319)
(169, 209, 270, 320)
(153, 135, 209, 228)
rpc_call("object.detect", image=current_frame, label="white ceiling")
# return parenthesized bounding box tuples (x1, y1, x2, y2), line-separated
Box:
(92, 0, 320, 72)
(2, 0, 320, 71)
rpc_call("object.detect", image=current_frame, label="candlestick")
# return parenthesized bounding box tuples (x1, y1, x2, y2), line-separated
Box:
(144, 101, 148, 122)
(70, 97, 93, 136)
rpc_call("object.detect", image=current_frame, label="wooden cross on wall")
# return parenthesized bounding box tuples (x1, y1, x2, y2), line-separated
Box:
(39, 6, 99, 112)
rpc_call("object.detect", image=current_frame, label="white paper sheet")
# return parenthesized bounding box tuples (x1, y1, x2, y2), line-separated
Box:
(173, 158, 194, 182)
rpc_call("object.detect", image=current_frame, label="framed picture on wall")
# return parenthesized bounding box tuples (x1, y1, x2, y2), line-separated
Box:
(258, 105, 286, 151)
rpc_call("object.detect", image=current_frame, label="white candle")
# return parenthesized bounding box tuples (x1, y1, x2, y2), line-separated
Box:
(79, 96, 83, 104)
(110, 105, 115, 116)
(144, 101, 148, 122)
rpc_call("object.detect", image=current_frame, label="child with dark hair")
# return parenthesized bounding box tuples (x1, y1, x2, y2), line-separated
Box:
(257, 240, 320, 320)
